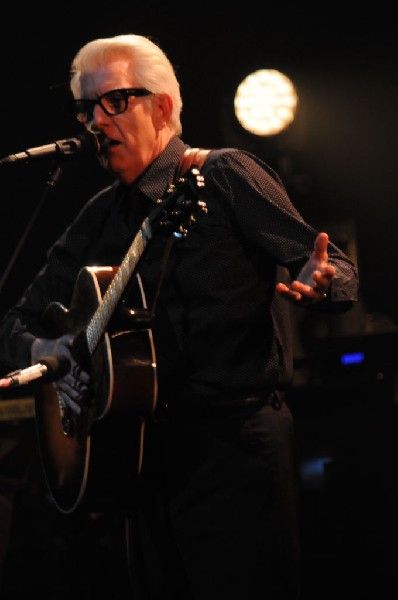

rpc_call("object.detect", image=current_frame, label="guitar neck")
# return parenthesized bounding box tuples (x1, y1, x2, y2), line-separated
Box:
(85, 217, 152, 355)
(82, 163, 207, 357)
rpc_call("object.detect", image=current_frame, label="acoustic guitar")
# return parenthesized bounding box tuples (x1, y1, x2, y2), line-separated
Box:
(34, 164, 207, 514)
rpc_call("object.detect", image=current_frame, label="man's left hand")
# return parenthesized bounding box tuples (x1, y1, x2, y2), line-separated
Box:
(276, 232, 336, 304)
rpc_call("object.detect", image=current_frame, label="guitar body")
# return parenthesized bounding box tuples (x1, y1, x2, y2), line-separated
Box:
(34, 267, 157, 514)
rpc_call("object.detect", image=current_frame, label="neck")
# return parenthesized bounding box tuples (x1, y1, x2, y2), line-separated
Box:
(118, 131, 174, 184)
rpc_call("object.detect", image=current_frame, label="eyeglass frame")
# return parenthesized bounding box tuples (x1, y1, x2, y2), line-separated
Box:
(71, 87, 153, 123)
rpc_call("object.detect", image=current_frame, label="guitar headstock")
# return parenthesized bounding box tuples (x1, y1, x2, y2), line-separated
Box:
(157, 165, 208, 237)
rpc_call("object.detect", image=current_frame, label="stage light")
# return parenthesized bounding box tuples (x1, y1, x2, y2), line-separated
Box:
(234, 69, 298, 136)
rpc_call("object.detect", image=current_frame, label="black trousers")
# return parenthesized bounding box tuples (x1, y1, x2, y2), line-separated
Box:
(128, 396, 301, 600)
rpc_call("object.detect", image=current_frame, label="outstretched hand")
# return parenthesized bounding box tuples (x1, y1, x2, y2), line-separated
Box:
(276, 232, 336, 304)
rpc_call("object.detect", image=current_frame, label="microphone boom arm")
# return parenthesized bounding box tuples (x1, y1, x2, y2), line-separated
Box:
(0, 163, 63, 296)
(0, 130, 103, 296)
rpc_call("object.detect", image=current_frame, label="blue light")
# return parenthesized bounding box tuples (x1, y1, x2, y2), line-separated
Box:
(300, 456, 334, 489)
(340, 352, 365, 365)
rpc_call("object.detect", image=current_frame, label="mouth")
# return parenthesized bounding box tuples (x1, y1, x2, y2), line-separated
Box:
(101, 137, 120, 153)
(94, 131, 120, 155)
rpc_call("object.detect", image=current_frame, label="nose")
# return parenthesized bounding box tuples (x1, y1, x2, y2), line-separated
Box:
(91, 103, 109, 127)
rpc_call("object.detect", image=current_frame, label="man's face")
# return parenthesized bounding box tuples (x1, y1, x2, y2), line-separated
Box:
(77, 59, 173, 184)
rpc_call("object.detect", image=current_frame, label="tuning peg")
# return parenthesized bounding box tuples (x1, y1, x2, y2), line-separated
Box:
(198, 200, 208, 214)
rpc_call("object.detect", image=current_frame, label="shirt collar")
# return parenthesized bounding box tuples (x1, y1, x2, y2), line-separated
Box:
(134, 136, 188, 203)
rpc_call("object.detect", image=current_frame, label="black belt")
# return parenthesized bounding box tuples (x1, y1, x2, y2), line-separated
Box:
(153, 390, 283, 421)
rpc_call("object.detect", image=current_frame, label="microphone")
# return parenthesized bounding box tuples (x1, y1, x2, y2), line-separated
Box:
(0, 355, 71, 387)
(0, 130, 104, 166)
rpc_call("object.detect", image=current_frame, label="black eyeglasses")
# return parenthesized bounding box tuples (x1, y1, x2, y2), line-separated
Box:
(71, 87, 152, 123)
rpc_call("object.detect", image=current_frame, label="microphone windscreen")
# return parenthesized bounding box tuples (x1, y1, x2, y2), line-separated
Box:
(77, 129, 104, 156)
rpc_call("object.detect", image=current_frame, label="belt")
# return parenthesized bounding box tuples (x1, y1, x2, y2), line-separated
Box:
(153, 390, 283, 421)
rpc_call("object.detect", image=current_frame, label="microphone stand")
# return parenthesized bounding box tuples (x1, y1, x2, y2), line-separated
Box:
(0, 162, 64, 297)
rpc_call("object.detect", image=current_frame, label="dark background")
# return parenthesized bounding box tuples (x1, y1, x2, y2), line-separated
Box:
(1, 4, 398, 599)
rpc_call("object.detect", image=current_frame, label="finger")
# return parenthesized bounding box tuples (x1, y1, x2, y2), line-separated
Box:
(313, 232, 329, 262)
(320, 265, 336, 279)
(278, 288, 303, 302)
(57, 383, 80, 402)
(80, 371, 90, 384)
(276, 283, 301, 301)
(58, 374, 89, 398)
(52, 335, 74, 365)
(72, 363, 90, 384)
(276, 282, 290, 293)
(312, 266, 335, 288)
(57, 390, 82, 414)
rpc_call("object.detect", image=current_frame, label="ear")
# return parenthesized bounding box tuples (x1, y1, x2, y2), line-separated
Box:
(152, 93, 173, 129)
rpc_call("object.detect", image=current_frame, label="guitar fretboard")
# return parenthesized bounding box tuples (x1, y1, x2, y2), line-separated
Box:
(85, 218, 152, 355)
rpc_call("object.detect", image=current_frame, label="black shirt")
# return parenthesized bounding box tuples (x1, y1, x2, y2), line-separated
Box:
(0, 136, 358, 410)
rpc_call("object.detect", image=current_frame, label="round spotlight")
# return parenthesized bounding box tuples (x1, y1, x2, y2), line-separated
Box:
(234, 69, 298, 136)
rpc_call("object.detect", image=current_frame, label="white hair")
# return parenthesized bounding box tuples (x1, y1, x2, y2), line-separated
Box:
(70, 34, 183, 135)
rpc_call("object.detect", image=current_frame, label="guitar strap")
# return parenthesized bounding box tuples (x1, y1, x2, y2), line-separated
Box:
(150, 147, 210, 316)
(175, 147, 211, 180)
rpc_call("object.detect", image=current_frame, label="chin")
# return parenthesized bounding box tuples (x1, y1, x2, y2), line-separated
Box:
(102, 155, 124, 175)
